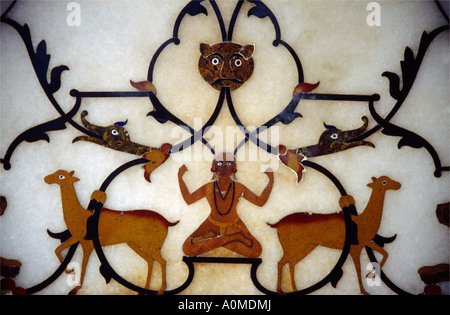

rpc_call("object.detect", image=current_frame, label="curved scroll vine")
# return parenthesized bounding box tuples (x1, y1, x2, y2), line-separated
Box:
(0, 1, 99, 170)
(362, 25, 450, 178)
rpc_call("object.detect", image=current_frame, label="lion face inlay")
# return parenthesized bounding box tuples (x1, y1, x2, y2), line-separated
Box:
(198, 42, 255, 91)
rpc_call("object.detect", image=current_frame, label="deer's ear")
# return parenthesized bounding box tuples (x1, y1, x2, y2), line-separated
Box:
(200, 43, 213, 57)
(367, 177, 377, 187)
(69, 170, 79, 182)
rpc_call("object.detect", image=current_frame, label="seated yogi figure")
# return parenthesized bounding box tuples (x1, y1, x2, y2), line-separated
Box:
(178, 153, 274, 258)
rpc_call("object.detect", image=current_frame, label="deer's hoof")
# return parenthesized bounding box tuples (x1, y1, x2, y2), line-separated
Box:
(91, 190, 107, 204)
(339, 195, 355, 208)
(68, 286, 81, 295)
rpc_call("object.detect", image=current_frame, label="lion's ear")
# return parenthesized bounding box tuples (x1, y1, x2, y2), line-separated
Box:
(200, 43, 213, 57)
(241, 44, 254, 59)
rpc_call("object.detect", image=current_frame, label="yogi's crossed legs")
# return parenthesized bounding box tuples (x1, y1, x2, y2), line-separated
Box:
(183, 218, 262, 258)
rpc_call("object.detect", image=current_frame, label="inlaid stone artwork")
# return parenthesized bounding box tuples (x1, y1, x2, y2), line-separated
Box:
(0, 0, 448, 296)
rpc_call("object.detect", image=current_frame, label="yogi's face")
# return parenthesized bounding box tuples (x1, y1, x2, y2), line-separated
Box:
(211, 153, 237, 178)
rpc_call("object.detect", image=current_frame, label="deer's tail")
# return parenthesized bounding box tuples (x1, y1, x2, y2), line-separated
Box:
(47, 229, 72, 242)
(167, 220, 180, 227)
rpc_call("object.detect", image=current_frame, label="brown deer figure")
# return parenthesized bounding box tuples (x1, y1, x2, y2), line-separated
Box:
(269, 176, 401, 295)
(45, 170, 178, 295)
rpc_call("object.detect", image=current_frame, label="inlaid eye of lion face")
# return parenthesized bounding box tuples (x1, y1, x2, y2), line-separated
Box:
(198, 42, 255, 91)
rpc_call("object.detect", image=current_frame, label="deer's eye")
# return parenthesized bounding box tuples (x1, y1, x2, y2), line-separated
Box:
(382, 180, 387, 185)
(59, 175, 65, 180)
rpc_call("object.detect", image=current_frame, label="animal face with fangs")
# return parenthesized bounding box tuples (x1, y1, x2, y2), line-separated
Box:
(198, 42, 255, 91)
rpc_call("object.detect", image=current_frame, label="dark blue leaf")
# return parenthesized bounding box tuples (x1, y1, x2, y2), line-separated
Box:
(36, 39, 47, 56)
(34, 40, 50, 77)
(330, 268, 343, 288)
(48, 65, 69, 94)
(247, 1, 270, 19)
(382, 71, 401, 100)
(99, 264, 113, 284)
(404, 46, 415, 62)
(147, 110, 170, 124)
(278, 111, 302, 125)
(397, 133, 425, 149)
(182, 1, 208, 17)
